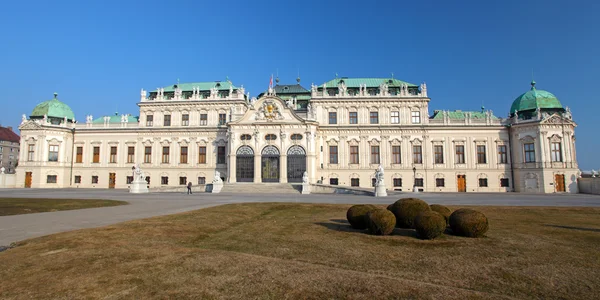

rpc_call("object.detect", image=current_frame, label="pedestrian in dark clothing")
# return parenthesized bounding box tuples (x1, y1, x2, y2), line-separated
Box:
(187, 182, 192, 194)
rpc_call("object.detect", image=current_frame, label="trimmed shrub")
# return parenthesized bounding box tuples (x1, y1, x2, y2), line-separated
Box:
(449, 208, 489, 238)
(366, 209, 396, 235)
(414, 211, 446, 240)
(430, 204, 452, 225)
(389, 198, 430, 228)
(346, 204, 379, 229)
(386, 204, 393, 211)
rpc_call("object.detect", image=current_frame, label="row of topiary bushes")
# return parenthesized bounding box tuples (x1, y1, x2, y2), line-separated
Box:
(346, 198, 489, 239)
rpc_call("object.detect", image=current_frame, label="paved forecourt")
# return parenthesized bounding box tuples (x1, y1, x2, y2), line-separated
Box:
(0, 188, 599, 246)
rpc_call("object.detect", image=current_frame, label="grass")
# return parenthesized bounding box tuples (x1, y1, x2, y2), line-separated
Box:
(0, 198, 128, 216)
(1, 203, 600, 299)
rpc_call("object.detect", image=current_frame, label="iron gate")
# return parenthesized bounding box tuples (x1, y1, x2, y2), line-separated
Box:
(236, 146, 254, 182)
(261, 145, 280, 183)
(287, 145, 306, 183)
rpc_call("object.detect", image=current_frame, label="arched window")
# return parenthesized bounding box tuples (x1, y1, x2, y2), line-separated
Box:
(265, 134, 277, 141)
(291, 134, 303, 141)
(241, 134, 252, 141)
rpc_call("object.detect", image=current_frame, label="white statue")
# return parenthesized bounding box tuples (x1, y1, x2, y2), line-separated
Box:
(302, 171, 308, 184)
(250, 97, 257, 104)
(210, 86, 218, 98)
(229, 85, 233, 97)
(564, 106, 572, 120)
(43, 114, 48, 124)
(375, 165, 385, 184)
(63, 116, 68, 125)
(213, 170, 223, 183)
(86, 115, 93, 123)
(21, 114, 27, 124)
(535, 107, 542, 120)
(311, 83, 317, 96)
(307, 103, 312, 117)
(338, 82, 347, 96)
(286, 98, 293, 108)
(0, 167, 5, 174)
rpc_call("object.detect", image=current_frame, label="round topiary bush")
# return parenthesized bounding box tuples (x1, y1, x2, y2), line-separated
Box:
(346, 204, 379, 229)
(386, 204, 393, 211)
(430, 204, 452, 226)
(449, 208, 489, 238)
(366, 209, 396, 235)
(388, 198, 430, 228)
(414, 211, 447, 240)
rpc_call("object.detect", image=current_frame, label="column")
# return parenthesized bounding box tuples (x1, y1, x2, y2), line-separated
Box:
(381, 136, 389, 168)
(339, 136, 347, 168)
(306, 131, 317, 183)
(254, 139, 261, 183)
(360, 135, 368, 168)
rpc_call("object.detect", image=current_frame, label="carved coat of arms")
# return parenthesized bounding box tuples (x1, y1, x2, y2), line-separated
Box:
(256, 100, 283, 121)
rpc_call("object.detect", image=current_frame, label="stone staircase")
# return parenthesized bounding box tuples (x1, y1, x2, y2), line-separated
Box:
(221, 183, 301, 194)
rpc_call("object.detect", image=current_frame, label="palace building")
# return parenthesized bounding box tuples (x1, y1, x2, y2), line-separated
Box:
(16, 77, 579, 193)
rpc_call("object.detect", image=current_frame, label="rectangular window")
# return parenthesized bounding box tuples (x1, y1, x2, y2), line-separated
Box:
(92, 176, 99, 184)
(126, 176, 133, 184)
(524, 143, 535, 163)
(392, 146, 401, 164)
(350, 146, 359, 164)
(48, 145, 59, 162)
(551, 142, 562, 162)
(198, 146, 206, 164)
(329, 146, 338, 164)
(393, 178, 402, 187)
(200, 114, 207, 126)
(198, 177, 206, 185)
(413, 145, 422, 164)
(127, 146, 135, 163)
(329, 112, 337, 124)
(455, 145, 465, 164)
(370, 111, 379, 124)
(76, 146, 83, 163)
(351, 178, 359, 187)
(146, 115, 153, 126)
(349, 112, 358, 124)
(217, 146, 226, 164)
(477, 145, 487, 164)
(162, 146, 170, 163)
(415, 178, 424, 187)
(179, 177, 187, 185)
(370, 145, 380, 164)
(411, 111, 421, 124)
(330, 178, 339, 185)
(218, 113, 227, 125)
(161, 176, 169, 185)
(436, 178, 445, 187)
(182, 114, 189, 126)
(498, 145, 508, 164)
(144, 146, 152, 163)
(500, 178, 510, 187)
(74, 175, 81, 184)
(28, 144, 35, 161)
(46, 175, 57, 183)
(479, 178, 488, 187)
(391, 111, 399, 124)
(180, 146, 188, 163)
(163, 115, 171, 126)
(93, 146, 100, 163)
(434, 145, 444, 164)
(110, 146, 117, 163)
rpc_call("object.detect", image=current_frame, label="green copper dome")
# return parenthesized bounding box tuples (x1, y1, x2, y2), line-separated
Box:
(30, 93, 75, 121)
(510, 81, 563, 114)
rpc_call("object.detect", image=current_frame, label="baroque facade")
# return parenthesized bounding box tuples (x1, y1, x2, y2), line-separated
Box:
(16, 77, 579, 193)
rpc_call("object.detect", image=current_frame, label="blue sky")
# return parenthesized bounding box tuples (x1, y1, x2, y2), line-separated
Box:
(1, 0, 598, 169)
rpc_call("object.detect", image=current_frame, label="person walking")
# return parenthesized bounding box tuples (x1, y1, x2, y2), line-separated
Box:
(187, 182, 192, 195)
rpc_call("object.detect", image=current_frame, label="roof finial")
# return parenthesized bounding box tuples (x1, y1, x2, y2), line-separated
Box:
(391, 72, 394, 79)
(531, 69, 536, 89)
(276, 69, 279, 84)
(335, 72, 338, 79)
(53, 92, 58, 99)
(177, 78, 180, 85)
(297, 69, 301, 84)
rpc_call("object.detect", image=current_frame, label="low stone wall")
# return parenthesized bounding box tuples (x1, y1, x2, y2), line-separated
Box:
(0, 173, 16, 188)
(311, 184, 374, 196)
(150, 184, 210, 193)
(578, 178, 600, 195)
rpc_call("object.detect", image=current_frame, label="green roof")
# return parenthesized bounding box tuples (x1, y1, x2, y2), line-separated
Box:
(30, 93, 75, 120)
(510, 81, 563, 114)
(278, 95, 312, 101)
(92, 113, 139, 124)
(153, 80, 239, 92)
(273, 84, 310, 94)
(431, 110, 498, 120)
(322, 77, 418, 88)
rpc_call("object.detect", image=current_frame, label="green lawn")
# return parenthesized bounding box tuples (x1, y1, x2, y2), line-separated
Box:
(0, 198, 128, 216)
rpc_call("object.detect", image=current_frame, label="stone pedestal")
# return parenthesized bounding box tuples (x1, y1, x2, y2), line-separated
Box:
(412, 186, 419, 193)
(129, 180, 149, 193)
(375, 182, 387, 197)
(301, 183, 311, 194)
(212, 181, 223, 193)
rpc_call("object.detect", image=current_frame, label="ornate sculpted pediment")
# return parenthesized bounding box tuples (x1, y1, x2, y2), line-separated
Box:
(255, 99, 284, 121)
(541, 114, 574, 125)
(19, 120, 42, 130)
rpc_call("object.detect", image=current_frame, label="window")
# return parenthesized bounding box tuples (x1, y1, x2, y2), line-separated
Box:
(146, 115, 153, 126)
(411, 111, 421, 124)
(524, 143, 535, 163)
(329, 112, 337, 124)
(500, 178, 510, 187)
(74, 175, 81, 184)
(110, 146, 117, 163)
(179, 177, 187, 185)
(415, 178, 424, 187)
(127, 176, 133, 184)
(329, 146, 338, 164)
(393, 178, 402, 187)
(47, 175, 57, 183)
(392, 146, 401, 164)
(478, 178, 488, 187)
(145, 176, 150, 184)
(551, 142, 562, 162)
(370, 111, 379, 124)
(127, 146, 135, 163)
(351, 178, 360, 187)
(48, 145, 59, 162)
(93, 146, 100, 163)
(198, 146, 206, 164)
(349, 112, 358, 124)
(498, 145, 507, 164)
(217, 146, 226, 164)
(265, 134, 277, 141)
(161, 176, 169, 185)
(436, 178, 445, 187)
(413, 145, 422, 164)
(391, 111, 399, 124)
(434, 145, 444, 164)
(477, 145, 487, 164)
(182, 114, 189, 126)
(218, 113, 227, 125)
(291, 134, 302, 141)
(180, 146, 188, 163)
(370, 146, 380, 164)
(162, 146, 170, 163)
(372, 178, 377, 187)
(241, 134, 252, 141)
(198, 177, 206, 185)
(76, 147, 83, 163)
(144, 146, 152, 163)
(92, 176, 99, 184)
(163, 115, 171, 126)
(455, 145, 465, 164)
(350, 146, 359, 164)
(28, 144, 35, 161)
(330, 178, 339, 185)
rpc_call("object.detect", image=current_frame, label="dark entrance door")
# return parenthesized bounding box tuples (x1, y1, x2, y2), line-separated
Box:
(108, 173, 116, 189)
(25, 172, 32, 188)
(555, 174, 565, 192)
(287, 145, 306, 183)
(457, 175, 466, 192)
(261, 145, 280, 183)
(236, 146, 254, 182)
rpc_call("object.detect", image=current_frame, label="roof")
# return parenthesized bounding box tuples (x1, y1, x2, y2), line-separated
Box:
(0, 126, 19, 143)
(510, 81, 563, 114)
(153, 80, 239, 92)
(92, 113, 139, 124)
(30, 93, 75, 120)
(273, 84, 310, 94)
(322, 77, 418, 88)
(431, 110, 499, 120)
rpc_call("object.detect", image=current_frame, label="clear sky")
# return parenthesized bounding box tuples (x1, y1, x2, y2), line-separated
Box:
(1, 0, 598, 169)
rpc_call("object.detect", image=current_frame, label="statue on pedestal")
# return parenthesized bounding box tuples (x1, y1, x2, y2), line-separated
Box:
(21, 114, 27, 124)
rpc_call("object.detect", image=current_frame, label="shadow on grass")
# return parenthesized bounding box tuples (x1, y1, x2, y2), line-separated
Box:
(544, 224, 600, 232)
(315, 219, 419, 238)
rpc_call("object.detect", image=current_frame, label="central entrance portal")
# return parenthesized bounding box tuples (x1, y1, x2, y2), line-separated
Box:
(236, 146, 254, 182)
(287, 145, 306, 183)
(261, 145, 280, 183)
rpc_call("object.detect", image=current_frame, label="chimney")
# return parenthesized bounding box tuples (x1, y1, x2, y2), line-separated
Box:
(7, 126, 12, 132)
